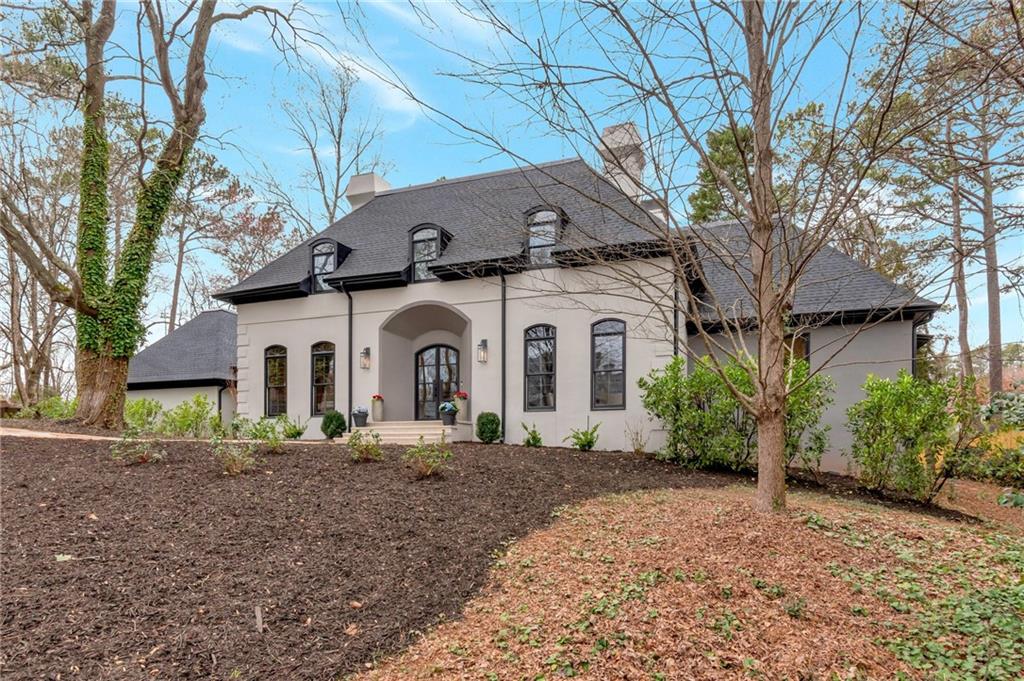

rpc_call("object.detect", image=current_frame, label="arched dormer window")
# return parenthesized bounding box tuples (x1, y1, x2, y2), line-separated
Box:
(411, 225, 441, 282)
(311, 240, 336, 292)
(525, 207, 564, 266)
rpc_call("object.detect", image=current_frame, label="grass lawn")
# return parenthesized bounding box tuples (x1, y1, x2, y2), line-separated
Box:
(1, 433, 1020, 679)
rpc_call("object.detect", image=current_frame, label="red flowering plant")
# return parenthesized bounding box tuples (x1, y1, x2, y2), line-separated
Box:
(454, 391, 469, 399)
(371, 394, 384, 401)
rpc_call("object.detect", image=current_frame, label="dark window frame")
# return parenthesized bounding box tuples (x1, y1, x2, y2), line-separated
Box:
(264, 345, 287, 417)
(524, 324, 556, 412)
(524, 206, 564, 267)
(310, 240, 337, 293)
(310, 341, 336, 416)
(590, 318, 626, 411)
(410, 225, 441, 282)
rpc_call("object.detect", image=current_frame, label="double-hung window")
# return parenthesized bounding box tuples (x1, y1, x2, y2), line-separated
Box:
(311, 341, 335, 415)
(265, 345, 287, 417)
(524, 325, 556, 410)
(591, 319, 626, 409)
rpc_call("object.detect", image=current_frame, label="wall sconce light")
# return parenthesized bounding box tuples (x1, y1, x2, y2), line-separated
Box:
(359, 346, 371, 370)
(476, 339, 488, 364)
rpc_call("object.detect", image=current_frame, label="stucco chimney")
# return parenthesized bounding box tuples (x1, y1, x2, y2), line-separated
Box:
(599, 122, 645, 200)
(344, 172, 392, 210)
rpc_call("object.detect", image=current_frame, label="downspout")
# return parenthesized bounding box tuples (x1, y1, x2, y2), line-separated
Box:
(500, 272, 507, 443)
(217, 384, 225, 425)
(344, 286, 354, 432)
(673, 277, 681, 357)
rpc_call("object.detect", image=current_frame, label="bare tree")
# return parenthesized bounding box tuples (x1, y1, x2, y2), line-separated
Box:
(356, 0, 982, 511)
(259, 65, 388, 238)
(0, 1, 325, 427)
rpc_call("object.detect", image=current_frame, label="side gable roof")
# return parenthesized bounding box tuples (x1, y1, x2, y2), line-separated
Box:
(127, 310, 237, 387)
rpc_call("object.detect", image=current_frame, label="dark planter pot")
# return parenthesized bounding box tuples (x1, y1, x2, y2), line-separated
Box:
(352, 412, 368, 427)
(441, 412, 456, 426)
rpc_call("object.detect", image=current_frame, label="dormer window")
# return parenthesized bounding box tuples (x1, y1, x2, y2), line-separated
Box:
(526, 208, 562, 266)
(311, 241, 336, 292)
(411, 226, 440, 281)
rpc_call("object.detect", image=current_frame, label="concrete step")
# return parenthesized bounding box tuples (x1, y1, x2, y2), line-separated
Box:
(341, 421, 457, 445)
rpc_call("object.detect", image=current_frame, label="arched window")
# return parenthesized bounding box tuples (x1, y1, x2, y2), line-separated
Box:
(311, 241, 336, 292)
(411, 226, 440, 281)
(310, 341, 336, 416)
(591, 319, 626, 410)
(524, 324, 556, 411)
(526, 208, 562, 265)
(265, 345, 287, 417)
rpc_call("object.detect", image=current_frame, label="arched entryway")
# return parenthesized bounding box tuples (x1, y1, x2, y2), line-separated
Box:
(414, 344, 460, 420)
(378, 302, 471, 421)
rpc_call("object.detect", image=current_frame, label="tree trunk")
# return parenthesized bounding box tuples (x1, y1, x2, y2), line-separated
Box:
(947, 119, 973, 383)
(979, 134, 1002, 394)
(755, 398, 787, 512)
(75, 348, 129, 428)
(743, 1, 788, 512)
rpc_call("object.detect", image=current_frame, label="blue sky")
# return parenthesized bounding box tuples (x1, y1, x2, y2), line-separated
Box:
(102, 1, 1020, 351)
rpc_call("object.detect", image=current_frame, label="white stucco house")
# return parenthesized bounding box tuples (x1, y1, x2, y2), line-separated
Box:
(208, 124, 936, 472)
(126, 310, 237, 424)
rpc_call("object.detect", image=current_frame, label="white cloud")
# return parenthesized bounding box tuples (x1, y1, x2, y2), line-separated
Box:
(367, 0, 500, 47)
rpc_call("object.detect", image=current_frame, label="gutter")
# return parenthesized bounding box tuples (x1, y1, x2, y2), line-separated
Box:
(344, 285, 354, 433)
(500, 272, 507, 443)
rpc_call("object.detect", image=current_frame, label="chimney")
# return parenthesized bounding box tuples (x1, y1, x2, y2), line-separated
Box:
(599, 122, 645, 200)
(344, 172, 392, 210)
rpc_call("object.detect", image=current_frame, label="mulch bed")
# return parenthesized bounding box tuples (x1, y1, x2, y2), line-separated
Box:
(0, 437, 728, 680)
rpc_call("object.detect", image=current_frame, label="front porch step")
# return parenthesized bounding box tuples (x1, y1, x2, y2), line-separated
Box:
(341, 420, 459, 445)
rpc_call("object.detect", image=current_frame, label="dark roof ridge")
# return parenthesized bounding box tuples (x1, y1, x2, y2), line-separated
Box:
(373, 157, 582, 199)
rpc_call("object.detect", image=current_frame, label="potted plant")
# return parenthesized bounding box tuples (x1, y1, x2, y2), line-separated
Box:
(453, 390, 469, 417)
(439, 400, 458, 426)
(371, 393, 384, 422)
(352, 405, 369, 427)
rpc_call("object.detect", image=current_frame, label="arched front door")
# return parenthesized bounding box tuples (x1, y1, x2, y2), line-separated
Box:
(415, 345, 459, 420)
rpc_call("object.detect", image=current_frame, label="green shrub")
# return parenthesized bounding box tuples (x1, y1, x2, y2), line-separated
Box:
(476, 411, 502, 443)
(564, 422, 600, 451)
(321, 409, 347, 439)
(124, 398, 162, 432)
(403, 434, 453, 478)
(248, 417, 285, 454)
(221, 416, 252, 439)
(158, 394, 215, 438)
(638, 356, 833, 474)
(14, 395, 78, 420)
(278, 415, 307, 439)
(211, 435, 258, 475)
(521, 422, 542, 447)
(110, 427, 165, 465)
(348, 429, 384, 462)
(984, 387, 1024, 428)
(846, 371, 986, 502)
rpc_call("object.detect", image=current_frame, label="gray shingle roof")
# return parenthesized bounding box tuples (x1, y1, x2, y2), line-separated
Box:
(689, 221, 937, 321)
(127, 310, 237, 386)
(216, 158, 661, 296)
(215, 158, 936, 320)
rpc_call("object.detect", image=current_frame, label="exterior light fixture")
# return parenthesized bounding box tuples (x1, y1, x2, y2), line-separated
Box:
(359, 346, 371, 370)
(476, 339, 488, 363)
